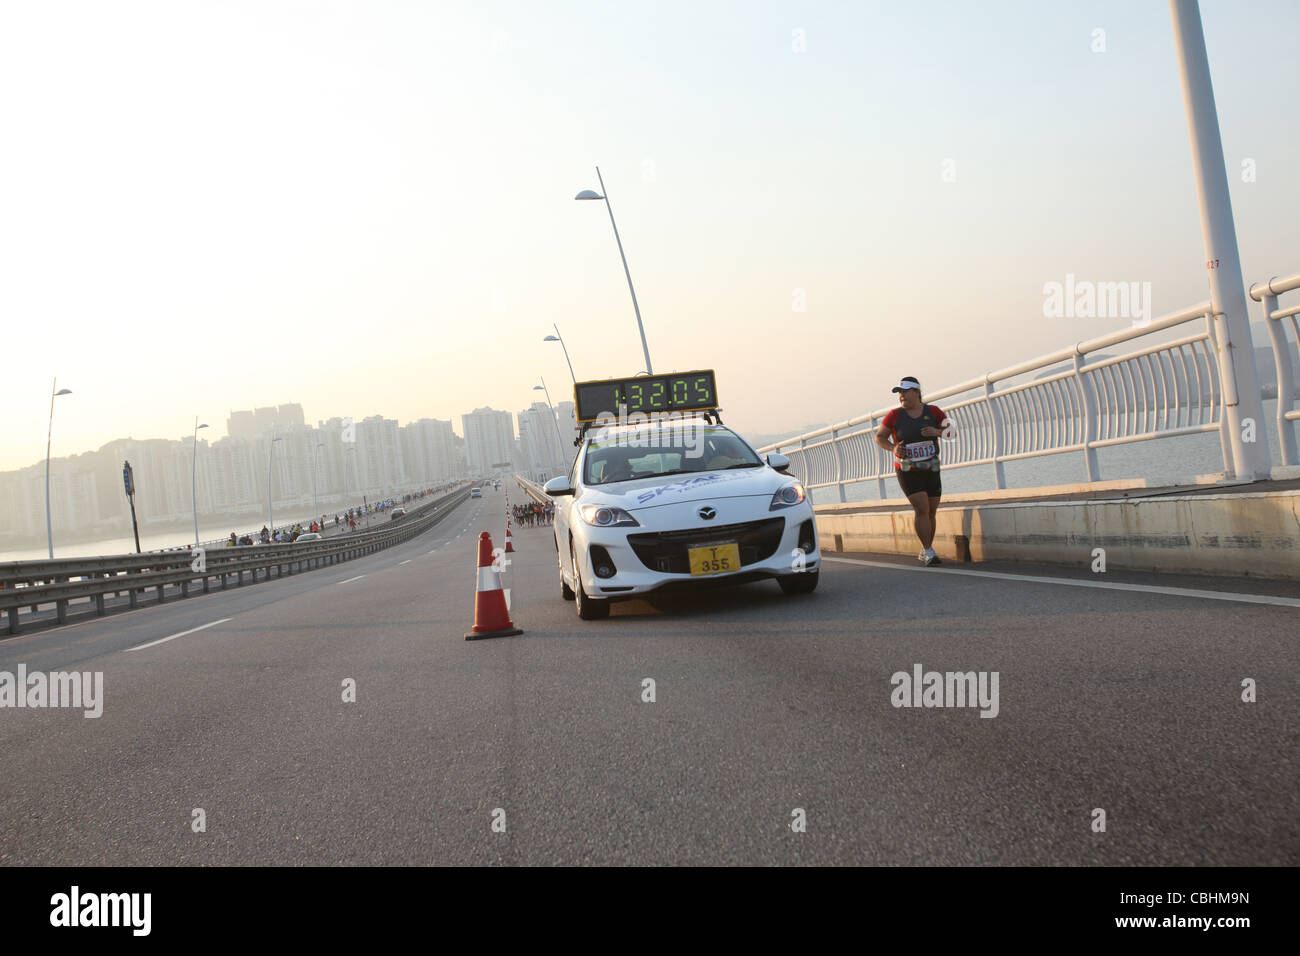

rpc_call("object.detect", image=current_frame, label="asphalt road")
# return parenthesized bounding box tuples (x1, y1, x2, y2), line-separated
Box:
(1, 487, 1295, 865)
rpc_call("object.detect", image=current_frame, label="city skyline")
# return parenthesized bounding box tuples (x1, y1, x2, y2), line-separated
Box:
(0, 396, 583, 546)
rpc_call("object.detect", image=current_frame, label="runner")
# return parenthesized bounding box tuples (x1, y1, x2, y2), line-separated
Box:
(874, 376, 952, 566)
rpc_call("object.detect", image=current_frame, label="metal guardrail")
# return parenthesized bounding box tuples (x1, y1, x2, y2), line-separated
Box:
(1250, 272, 1300, 465)
(514, 476, 548, 504)
(756, 299, 1246, 501)
(0, 487, 472, 635)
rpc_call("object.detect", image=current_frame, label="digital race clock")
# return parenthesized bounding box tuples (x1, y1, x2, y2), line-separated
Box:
(573, 370, 719, 423)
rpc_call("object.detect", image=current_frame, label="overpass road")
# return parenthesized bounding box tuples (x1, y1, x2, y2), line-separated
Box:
(0, 488, 1295, 866)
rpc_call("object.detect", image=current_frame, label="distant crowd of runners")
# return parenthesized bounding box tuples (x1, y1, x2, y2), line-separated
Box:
(512, 501, 553, 527)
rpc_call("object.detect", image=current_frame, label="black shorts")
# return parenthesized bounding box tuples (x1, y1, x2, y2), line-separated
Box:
(896, 464, 941, 498)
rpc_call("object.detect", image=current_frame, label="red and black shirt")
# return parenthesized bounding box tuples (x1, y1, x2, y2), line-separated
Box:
(882, 405, 948, 469)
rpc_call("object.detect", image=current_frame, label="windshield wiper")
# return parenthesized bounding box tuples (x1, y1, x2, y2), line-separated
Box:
(723, 462, 763, 469)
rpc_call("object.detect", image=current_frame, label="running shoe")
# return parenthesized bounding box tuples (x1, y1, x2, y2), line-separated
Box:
(923, 549, 942, 566)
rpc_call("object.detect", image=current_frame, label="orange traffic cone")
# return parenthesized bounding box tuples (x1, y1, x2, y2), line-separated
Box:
(465, 532, 522, 641)
(504, 515, 516, 553)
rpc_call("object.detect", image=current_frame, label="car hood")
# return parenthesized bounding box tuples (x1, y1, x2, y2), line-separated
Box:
(585, 468, 791, 510)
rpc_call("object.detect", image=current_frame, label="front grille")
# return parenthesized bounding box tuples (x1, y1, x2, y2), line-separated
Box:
(627, 518, 786, 573)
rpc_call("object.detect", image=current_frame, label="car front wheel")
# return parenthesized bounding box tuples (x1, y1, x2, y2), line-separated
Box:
(572, 542, 609, 620)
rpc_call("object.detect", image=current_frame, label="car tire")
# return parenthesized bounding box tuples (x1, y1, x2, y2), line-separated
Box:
(778, 570, 819, 595)
(572, 542, 609, 620)
(560, 560, 576, 602)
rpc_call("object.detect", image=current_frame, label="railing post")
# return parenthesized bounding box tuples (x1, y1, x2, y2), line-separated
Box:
(1073, 352, 1100, 482)
(1260, 291, 1297, 465)
(984, 381, 1007, 490)
(1208, 312, 1236, 477)
(831, 426, 846, 503)
(871, 417, 887, 500)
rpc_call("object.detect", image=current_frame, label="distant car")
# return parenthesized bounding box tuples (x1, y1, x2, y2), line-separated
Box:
(546, 419, 819, 620)
(470, 488, 482, 498)
(296, 532, 322, 542)
(390, 508, 407, 520)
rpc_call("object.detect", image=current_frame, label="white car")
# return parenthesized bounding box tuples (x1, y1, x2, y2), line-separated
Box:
(544, 420, 820, 620)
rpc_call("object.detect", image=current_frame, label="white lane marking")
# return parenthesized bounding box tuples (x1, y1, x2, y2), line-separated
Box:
(822, 556, 1300, 608)
(125, 617, 233, 653)
(338, 574, 367, 585)
(399, 559, 412, 565)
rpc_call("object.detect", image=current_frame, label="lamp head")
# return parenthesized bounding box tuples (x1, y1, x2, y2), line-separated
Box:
(574, 189, 604, 201)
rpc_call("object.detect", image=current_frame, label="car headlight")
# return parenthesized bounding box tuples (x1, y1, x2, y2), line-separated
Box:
(579, 504, 641, 527)
(769, 482, 807, 510)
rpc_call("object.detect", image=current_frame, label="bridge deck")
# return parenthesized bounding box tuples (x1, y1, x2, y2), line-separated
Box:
(1, 489, 1295, 866)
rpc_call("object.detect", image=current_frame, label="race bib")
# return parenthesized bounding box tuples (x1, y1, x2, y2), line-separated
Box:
(904, 440, 936, 461)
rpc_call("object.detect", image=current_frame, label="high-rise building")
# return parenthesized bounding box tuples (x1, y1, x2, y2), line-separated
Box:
(517, 402, 565, 478)
(400, 418, 457, 487)
(353, 415, 405, 499)
(226, 404, 306, 441)
(461, 407, 515, 476)
(555, 401, 578, 471)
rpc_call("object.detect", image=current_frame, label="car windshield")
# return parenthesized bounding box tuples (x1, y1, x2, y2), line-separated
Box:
(583, 426, 762, 485)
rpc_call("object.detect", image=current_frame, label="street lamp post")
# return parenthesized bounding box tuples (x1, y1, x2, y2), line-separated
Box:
(543, 323, 577, 385)
(576, 166, 654, 375)
(268, 434, 283, 535)
(44, 378, 73, 560)
(191, 418, 209, 546)
(534, 378, 567, 476)
(312, 440, 324, 520)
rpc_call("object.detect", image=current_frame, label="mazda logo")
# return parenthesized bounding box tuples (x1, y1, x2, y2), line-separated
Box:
(698, 506, 716, 520)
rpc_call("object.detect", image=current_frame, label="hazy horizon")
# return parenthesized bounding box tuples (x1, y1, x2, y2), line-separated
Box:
(3, 0, 1297, 474)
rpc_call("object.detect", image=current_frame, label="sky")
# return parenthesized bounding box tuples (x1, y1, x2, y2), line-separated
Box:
(1, 0, 1297, 471)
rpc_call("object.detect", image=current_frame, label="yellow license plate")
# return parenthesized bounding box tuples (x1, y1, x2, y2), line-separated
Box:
(688, 543, 741, 575)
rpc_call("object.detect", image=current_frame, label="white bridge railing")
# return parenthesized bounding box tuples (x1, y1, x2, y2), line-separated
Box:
(756, 279, 1298, 502)
(1250, 271, 1300, 465)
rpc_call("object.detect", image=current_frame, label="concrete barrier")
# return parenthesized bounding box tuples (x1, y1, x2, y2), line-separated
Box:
(816, 487, 1300, 581)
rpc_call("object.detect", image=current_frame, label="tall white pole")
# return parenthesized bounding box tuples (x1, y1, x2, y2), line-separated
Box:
(313, 441, 322, 519)
(1169, 0, 1269, 480)
(45, 377, 58, 560)
(191, 418, 201, 546)
(268, 432, 278, 534)
(595, 166, 654, 375)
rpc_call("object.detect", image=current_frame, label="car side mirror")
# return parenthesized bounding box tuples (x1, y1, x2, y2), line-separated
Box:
(544, 476, 574, 497)
(767, 453, 790, 474)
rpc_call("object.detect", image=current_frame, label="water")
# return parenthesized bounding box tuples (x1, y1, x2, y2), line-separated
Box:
(0, 510, 348, 563)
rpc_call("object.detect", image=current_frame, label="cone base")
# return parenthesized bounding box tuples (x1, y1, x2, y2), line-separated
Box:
(465, 626, 524, 641)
